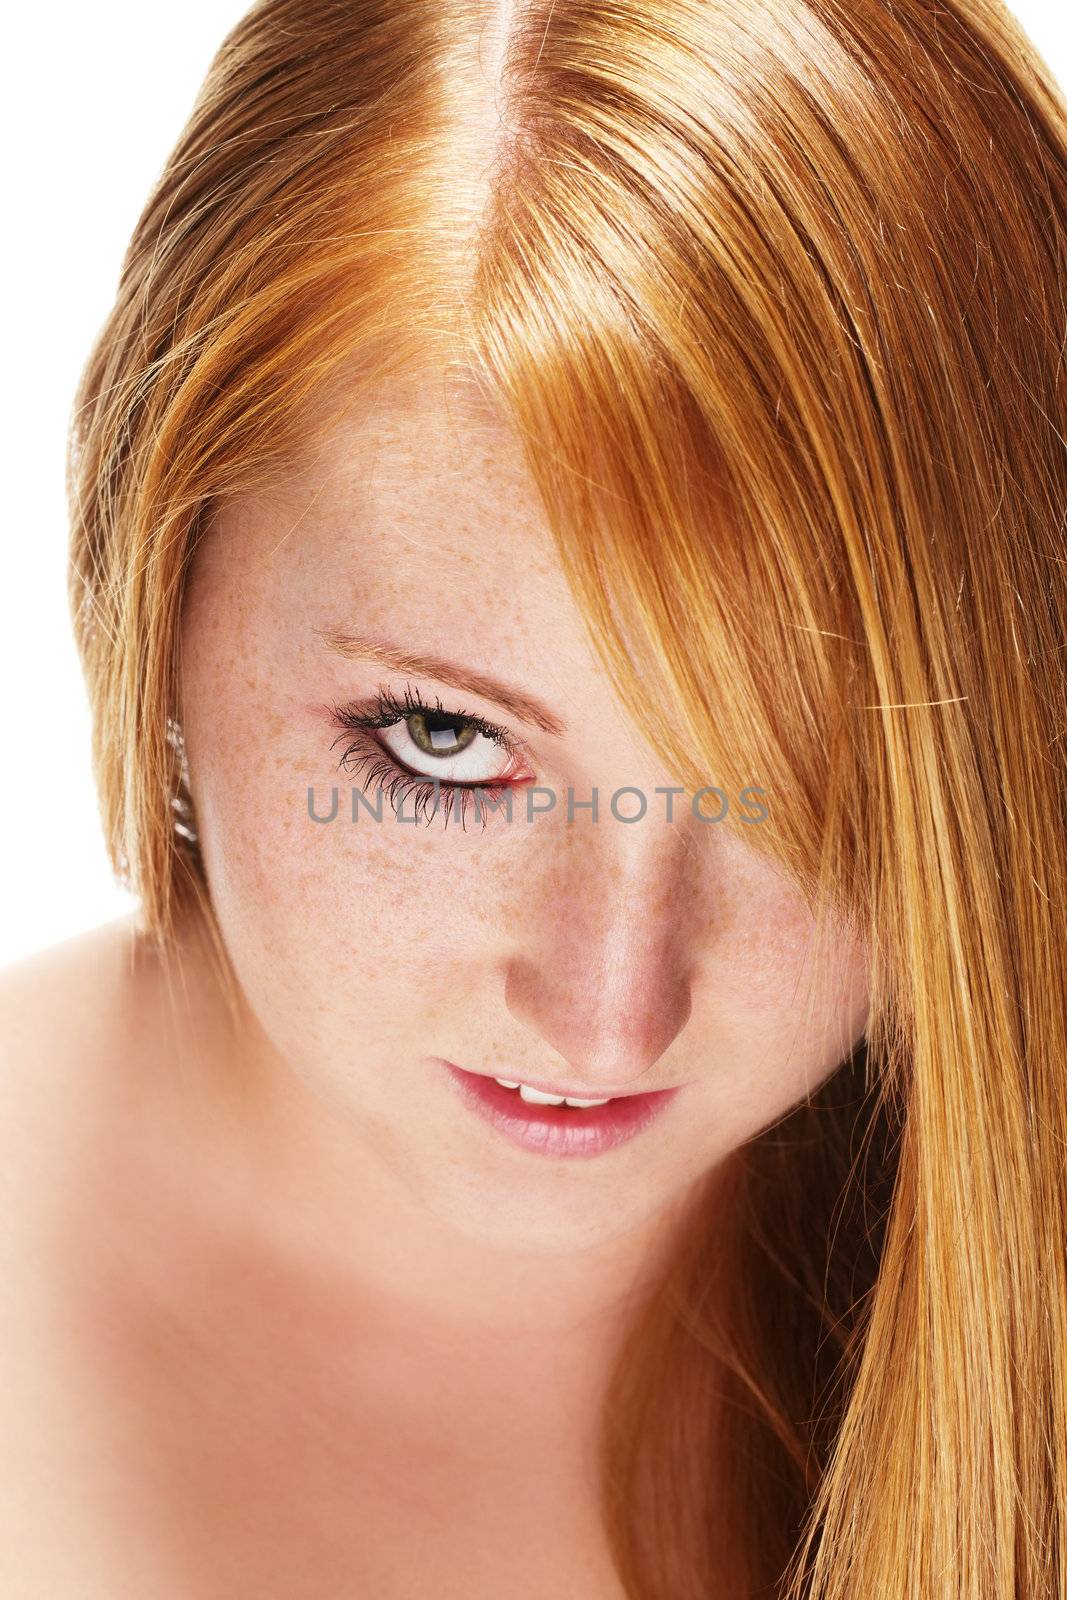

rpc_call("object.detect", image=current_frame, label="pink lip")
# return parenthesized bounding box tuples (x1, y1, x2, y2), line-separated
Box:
(436, 1059, 681, 1159)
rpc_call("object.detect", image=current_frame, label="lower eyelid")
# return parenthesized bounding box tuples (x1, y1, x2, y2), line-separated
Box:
(329, 716, 531, 796)
(378, 720, 526, 779)
(380, 745, 519, 789)
(362, 750, 513, 831)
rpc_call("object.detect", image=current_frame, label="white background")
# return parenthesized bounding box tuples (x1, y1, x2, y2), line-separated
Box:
(1, 2, 1065, 967)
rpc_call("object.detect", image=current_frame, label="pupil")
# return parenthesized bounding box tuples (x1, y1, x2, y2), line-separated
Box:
(409, 711, 478, 757)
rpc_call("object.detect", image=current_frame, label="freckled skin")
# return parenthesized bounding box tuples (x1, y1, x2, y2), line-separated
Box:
(0, 364, 873, 1599)
(178, 363, 871, 1267)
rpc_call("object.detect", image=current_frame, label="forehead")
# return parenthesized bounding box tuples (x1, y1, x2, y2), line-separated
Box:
(186, 368, 620, 737)
(206, 369, 565, 609)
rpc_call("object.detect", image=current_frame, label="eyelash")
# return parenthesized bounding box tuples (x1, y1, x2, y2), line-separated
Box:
(327, 682, 528, 831)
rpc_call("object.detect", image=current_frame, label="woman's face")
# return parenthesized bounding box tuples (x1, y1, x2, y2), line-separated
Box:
(179, 368, 869, 1256)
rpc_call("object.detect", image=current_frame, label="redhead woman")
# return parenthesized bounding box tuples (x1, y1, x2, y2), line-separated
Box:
(2, 2, 1066, 1597)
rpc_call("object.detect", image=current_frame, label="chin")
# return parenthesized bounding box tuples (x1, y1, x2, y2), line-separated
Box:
(426, 1162, 676, 1256)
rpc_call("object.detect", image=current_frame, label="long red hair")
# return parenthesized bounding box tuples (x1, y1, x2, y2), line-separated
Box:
(68, 3, 1067, 1593)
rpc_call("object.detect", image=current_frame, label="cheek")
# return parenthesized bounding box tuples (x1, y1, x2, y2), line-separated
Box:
(181, 695, 497, 1064)
(700, 893, 870, 1119)
(176, 598, 480, 1054)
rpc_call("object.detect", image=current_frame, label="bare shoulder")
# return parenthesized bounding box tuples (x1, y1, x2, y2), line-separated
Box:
(0, 913, 154, 1137)
(0, 897, 241, 1277)
(0, 912, 218, 1598)
(0, 909, 147, 1041)
(0, 903, 239, 1224)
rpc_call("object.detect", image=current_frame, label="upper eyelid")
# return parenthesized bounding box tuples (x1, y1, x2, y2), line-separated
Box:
(330, 684, 530, 762)
(395, 689, 508, 741)
(382, 711, 515, 761)
(369, 684, 523, 752)
(328, 700, 529, 799)
(316, 630, 566, 737)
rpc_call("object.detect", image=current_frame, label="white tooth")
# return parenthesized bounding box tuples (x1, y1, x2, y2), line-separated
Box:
(563, 1095, 611, 1108)
(494, 1078, 521, 1089)
(518, 1084, 566, 1105)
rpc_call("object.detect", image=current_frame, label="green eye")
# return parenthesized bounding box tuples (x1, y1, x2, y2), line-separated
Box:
(329, 683, 521, 797)
(406, 710, 480, 758)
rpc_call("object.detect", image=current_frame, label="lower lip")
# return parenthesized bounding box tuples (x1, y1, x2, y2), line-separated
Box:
(437, 1060, 680, 1158)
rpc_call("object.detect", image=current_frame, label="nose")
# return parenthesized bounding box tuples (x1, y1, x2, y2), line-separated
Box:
(502, 817, 699, 1091)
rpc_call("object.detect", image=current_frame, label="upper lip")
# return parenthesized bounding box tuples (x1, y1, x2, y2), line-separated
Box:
(473, 1066, 671, 1100)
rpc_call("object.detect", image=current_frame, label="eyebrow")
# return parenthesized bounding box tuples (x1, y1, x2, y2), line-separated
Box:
(317, 628, 567, 736)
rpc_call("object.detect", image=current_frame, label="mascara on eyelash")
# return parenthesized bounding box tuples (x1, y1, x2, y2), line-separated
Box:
(324, 681, 523, 830)
(328, 682, 515, 749)
(326, 746, 506, 832)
